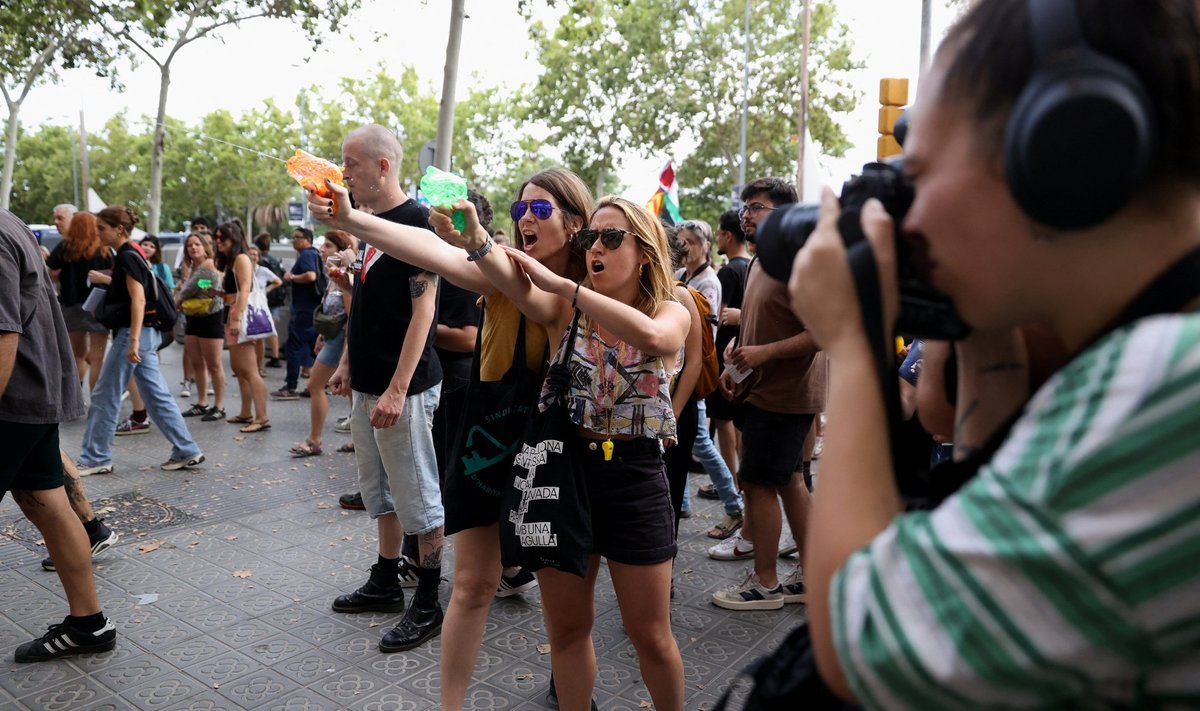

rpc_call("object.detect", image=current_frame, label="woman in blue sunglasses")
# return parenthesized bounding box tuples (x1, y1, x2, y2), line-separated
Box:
(310, 167, 592, 709)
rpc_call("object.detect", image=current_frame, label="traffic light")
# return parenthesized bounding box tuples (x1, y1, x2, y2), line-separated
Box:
(878, 78, 908, 160)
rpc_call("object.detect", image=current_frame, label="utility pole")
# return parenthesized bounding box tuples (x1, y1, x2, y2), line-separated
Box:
(69, 126, 79, 209)
(434, 0, 466, 172)
(796, 0, 811, 199)
(79, 110, 91, 209)
(737, 0, 751, 205)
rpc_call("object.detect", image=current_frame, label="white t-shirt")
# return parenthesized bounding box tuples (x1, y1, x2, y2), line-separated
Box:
(253, 265, 278, 292)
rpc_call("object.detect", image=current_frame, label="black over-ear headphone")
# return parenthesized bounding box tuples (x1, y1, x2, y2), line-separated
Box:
(1003, 0, 1156, 230)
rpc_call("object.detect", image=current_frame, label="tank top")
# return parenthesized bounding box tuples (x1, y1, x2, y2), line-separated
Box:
(539, 323, 676, 440)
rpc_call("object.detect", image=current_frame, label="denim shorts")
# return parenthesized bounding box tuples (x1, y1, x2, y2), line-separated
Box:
(352, 385, 444, 534)
(315, 329, 345, 367)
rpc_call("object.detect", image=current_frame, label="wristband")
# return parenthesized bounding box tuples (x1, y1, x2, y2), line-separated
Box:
(571, 281, 583, 309)
(466, 235, 494, 262)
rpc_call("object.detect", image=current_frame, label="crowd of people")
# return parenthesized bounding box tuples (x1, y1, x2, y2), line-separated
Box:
(1, 0, 1198, 707)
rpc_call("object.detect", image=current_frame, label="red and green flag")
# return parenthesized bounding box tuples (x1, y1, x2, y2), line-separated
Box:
(646, 160, 682, 225)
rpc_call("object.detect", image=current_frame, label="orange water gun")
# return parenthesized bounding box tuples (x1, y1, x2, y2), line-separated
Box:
(286, 149, 344, 207)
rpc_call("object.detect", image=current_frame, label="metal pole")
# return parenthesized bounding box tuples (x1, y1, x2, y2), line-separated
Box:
(79, 110, 91, 209)
(920, 0, 933, 77)
(738, 0, 750, 199)
(69, 125, 79, 209)
(796, 0, 811, 199)
(434, 0, 466, 172)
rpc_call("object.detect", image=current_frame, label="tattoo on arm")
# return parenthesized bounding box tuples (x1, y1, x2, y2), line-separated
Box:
(409, 274, 437, 300)
(954, 399, 979, 433)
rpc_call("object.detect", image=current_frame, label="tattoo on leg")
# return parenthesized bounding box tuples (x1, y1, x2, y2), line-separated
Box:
(418, 529, 444, 569)
(11, 490, 43, 509)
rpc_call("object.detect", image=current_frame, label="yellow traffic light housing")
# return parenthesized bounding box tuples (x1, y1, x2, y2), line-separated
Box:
(878, 78, 909, 160)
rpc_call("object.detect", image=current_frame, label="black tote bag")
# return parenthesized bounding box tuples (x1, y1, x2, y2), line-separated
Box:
(499, 310, 592, 577)
(444, 306, 544, 535)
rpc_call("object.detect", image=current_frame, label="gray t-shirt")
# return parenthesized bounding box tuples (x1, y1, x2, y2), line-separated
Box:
(0, 209, 84, 424)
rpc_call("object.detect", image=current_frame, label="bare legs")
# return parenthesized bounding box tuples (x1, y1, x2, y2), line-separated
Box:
(305, 361, 337, 447)
(14, 487, 100, 616)
(228, 341, 267, 423)
(440, 525, 504, 709)
(69, 331, 107, 393)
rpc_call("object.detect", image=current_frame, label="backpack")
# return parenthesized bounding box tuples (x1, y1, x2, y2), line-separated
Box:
(680, 282, 721, 399)
(138, 254, 178, 334)
(261, 253, 288, 308)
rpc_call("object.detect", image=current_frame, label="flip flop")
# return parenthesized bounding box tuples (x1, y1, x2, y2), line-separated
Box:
(240, 421, 271, 433)
(226, 414, 253, 424)
(290, 439, 323, 457)
(336, 442, 355, 453)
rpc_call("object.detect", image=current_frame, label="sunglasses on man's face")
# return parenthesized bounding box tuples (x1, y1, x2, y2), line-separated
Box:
(510, 199, 555, 222)
(573, 227, 636, 251)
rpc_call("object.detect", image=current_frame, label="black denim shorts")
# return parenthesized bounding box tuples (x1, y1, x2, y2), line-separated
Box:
(0, 421, 64, 501)
(573, 433, 677, 566)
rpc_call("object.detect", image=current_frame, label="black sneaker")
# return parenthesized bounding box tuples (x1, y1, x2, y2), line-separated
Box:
(378, 601, 443, 652)
(14, 616, 116, 662)
(495, 567, 538, 598)
(338, 492, 365, 510)
(42, 518, 119, 572)
(161, 454, 205, 471)
(545, 675, 598, 711)
(331, 565, 405, 613)
(266, 357, 284, 368)
(200, 406, 226, 422)
(397, 555, 420, 589)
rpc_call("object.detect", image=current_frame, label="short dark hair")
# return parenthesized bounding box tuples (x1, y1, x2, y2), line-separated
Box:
(718, 210, 746, 243)
(466, 189, 494, 237)
(941, 0, 1200, 187)
(741, 178, 798, 206)
(254, 232, 272, 252)
(191, 216, 210, 229)
(292, 227, 314, 242)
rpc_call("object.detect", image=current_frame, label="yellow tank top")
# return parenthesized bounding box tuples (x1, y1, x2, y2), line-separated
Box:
(478, 291, 551, 381)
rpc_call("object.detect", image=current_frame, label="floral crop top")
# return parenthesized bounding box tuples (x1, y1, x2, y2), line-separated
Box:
(539, 323, 677, 440)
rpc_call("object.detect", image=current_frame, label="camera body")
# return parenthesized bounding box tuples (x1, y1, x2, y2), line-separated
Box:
(754, 160, 971, 340)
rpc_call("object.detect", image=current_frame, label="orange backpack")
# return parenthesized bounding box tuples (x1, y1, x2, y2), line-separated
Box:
(680, 283, 721, 399)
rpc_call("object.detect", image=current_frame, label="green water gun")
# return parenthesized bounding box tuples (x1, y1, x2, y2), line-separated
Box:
(419, 166, 468, 232)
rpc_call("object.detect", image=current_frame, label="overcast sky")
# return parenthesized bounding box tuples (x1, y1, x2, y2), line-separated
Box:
(18, 0, 958, 203)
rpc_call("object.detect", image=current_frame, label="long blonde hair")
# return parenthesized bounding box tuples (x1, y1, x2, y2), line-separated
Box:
(582, 195, 678, 323)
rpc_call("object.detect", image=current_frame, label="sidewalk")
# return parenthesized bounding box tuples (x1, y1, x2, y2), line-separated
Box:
(0, 347, 806, 710)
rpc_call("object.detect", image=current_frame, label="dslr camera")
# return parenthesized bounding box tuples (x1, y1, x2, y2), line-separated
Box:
(754, 159, 971, 341)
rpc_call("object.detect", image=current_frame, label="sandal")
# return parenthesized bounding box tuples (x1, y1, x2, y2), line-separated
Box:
(226, 414, 253, 424)
(290, 439, 323, 457)
(240, 421, 271, 433)
(336, 442, 355, 453)
(697, 483, 720, 500)
(707, 512, 744, 540)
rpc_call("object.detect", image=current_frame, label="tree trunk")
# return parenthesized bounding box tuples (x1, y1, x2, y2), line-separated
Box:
(434, 0, 466, 172)
(0, 100, 20, 211)
(594, 163, 608, 199)
(245, 203, 254, 237)
(148, 65, 171, 234)
(796, 0, 811, 200)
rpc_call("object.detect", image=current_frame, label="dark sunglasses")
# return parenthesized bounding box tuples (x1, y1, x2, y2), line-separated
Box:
(510, 199, 555, 221)
(573, 227, 636, 251)
(212, 234, 227, 243)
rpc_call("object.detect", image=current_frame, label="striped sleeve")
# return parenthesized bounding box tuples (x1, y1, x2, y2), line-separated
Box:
(831, 315, 1200, 709)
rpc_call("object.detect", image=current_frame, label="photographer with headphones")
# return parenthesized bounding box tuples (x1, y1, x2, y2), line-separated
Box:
(789, 0, 1200, 706)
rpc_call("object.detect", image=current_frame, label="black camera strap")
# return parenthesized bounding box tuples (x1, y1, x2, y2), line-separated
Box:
(852, 238, 1200, 508)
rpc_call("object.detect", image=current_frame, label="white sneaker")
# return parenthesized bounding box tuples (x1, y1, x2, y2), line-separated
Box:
(179, 380, 193, 398)
(78, 463, 114, 477)
(397, 555, 420, 589)
(334, 415, 352, 434)
(779, 529, 799, 557)
(781, 566, 807, 604)
(708, 531, 755, 561)
(206, 383, 214, 397)
(711, 569, 784, 611)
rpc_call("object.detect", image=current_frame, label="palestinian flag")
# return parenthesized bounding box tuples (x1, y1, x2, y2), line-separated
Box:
(646, 160, 682, 225)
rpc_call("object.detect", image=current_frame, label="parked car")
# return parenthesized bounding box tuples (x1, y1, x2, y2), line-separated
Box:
(27, 224, 63, 254)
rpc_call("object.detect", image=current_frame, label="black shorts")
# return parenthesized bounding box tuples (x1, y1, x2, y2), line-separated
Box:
(704, 388, 744, 422)
(738, 404, 814, 488)
(574, 433, 676, 566)
(0, 421, 64, 501)
(185, 310, 225, 339)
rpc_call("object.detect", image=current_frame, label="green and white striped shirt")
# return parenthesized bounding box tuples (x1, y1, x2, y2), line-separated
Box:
(832, 314, 1200, 709)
